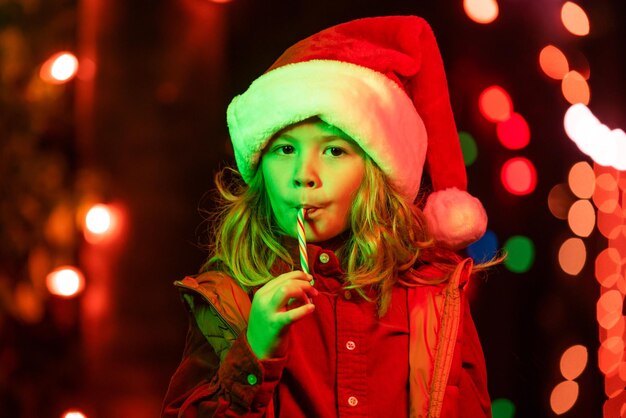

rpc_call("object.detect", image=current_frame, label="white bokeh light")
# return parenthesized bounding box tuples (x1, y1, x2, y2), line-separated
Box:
(564, 104, 626, 170)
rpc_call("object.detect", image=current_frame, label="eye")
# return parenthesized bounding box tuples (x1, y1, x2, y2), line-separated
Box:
(325, 147, 346, 157)
(275, 145, 295, 155)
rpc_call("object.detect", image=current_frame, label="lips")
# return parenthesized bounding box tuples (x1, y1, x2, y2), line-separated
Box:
(297, 203, 323, 218)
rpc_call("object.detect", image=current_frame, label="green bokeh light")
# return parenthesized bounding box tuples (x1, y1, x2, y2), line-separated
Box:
(492, 398, 516, 418)
(458, 131, 478, 166)
(503, 235, 535, 273)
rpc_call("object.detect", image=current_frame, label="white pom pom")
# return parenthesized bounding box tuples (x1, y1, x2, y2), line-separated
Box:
(423, 187, 488, 249)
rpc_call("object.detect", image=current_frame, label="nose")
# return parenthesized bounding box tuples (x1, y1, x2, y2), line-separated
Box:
(293, 153, 319, 188)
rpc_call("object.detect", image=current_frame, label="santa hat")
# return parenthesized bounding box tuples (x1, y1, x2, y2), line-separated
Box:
(226, 15, 487, 249)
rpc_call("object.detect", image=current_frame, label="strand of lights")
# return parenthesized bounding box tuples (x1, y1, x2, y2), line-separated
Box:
(564, 104, 626, 171)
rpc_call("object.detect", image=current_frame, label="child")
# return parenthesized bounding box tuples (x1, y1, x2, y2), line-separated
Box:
(163, 15, 492, 418)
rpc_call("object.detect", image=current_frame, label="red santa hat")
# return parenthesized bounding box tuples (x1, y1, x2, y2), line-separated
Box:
(226, 15, 487, 249)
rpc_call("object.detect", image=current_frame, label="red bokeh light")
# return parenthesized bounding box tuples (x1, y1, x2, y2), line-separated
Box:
(479, 85, 513, 123)
(496, 112, 530, 150)
(501, 157, 537, 195)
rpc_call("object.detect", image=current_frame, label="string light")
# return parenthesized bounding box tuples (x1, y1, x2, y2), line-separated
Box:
(550, 380, 579, 415)
(463, 0, 499, 24)
(479, 85, 513, 123)
(39, 52, 78, 84)
(564, 104, 626, 170)
(500, 157, 537, 195)
(539, 45, 569, 80)
(46, 266, 85, 298)
(561, 2, 590, 37)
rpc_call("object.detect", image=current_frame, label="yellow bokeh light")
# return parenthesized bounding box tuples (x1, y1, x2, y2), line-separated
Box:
(85, 204, 112, 234)
(558, 238, 586, 275)
(560, 345, 588, 381)
(568, 161, 595, 198)
(561, 2, 590, 36)
(63, 411, 87, 418)
(463, 0, 499, 24)
(550, 380, 579, 415)
(46, 266, 85, 298)
(39, 51, 78, 84)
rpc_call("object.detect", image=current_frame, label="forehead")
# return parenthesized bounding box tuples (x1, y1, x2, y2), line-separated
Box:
(271, 118, 356, 144)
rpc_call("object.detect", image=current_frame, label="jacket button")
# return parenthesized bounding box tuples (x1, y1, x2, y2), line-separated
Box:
(347, 396, 358, 406)
(344, 290, 352, 300)
(247, 374, 258, 385)
(319, 253, 330, 263)
(346, 341, 356, 350)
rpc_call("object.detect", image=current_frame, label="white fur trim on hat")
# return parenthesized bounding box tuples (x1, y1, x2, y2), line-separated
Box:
(423, 187, 488, 249)
(227, 59, 427, 201)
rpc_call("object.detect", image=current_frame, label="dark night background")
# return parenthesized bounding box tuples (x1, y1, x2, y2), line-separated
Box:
(0, 0, 624, 417)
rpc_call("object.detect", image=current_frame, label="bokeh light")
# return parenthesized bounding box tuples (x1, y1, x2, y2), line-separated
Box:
(496, 112, 530, 150)
(564, 104, 626, 171)
(501, 157, 537, 195)
(463, 0, 499, 24)
(550, 380, 579, 415)
(568, 161, 595, 199)
(595, 248, 622, 288)
(63, 411, 87, 418)
(560, 345, 588, 381)
(599, 336, 625, 375)
(467, 229, 499, 263)
(479, 85, 513, 123)
(597, 208, 625, 239)
(46, 266, 85, 298)
(561, 71, 590, 105)
(459, 131, 478, 166)
(491, 398, 515, 418)
(561, 2, 590, 36)
(604, 370, 626, 399)
(503, 235, 535, 273)
(39, 51, 78, 84)
(539, 45, 569, 80)
(558, 238, 586, 276)
(85, 204, 112, 234)
(567, 199, 595, 237)
(593, 173, 620, 213)
(597, 290, 623, 330)
(548, 183, 576, 220)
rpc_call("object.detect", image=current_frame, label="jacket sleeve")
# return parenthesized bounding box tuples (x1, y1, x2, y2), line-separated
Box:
(457, 297, 492, 418)
(161, 298, 285, 417)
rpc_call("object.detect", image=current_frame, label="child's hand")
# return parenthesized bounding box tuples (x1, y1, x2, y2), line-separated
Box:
(246, 271, 318, 360)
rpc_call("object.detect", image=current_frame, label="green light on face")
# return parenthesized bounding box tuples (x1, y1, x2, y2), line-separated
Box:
(458, 131, 478, 166)
(491, 398, 516, 418)
(503, 235, 535, 273)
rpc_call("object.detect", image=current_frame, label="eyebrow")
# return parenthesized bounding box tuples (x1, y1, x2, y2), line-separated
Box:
(274, 133, 354, 143)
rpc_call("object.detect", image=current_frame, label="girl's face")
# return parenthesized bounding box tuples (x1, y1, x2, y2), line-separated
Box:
(261, 119, 366, 242)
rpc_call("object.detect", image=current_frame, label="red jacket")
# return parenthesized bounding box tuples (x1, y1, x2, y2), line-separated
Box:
(162, 248, 491, 418)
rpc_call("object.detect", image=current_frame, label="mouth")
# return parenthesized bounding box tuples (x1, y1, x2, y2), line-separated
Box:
(298, 204, 322, 217)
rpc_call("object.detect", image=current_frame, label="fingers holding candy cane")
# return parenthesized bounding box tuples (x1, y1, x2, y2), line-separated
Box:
(247, 270, 318, 359)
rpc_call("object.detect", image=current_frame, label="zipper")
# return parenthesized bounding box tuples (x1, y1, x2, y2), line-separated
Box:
(174, 280, 240, 338)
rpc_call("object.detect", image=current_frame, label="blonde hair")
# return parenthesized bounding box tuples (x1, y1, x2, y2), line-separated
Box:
(202, 156, 496, 315)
